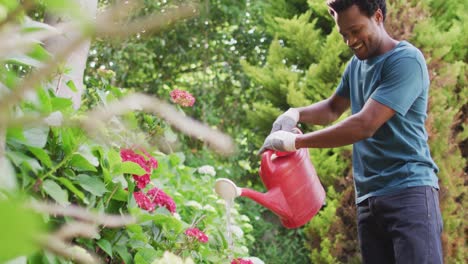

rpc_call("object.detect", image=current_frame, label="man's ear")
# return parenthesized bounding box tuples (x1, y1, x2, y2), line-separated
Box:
(328, 8, 336, 18)
(374, 8, 384, 23)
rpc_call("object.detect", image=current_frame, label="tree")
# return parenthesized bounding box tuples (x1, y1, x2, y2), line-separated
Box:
(43, 0, 98, 109)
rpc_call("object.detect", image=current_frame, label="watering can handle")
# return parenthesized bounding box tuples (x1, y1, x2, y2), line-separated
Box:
(261, 128, 303, 171)
(261, 150, 275, 176)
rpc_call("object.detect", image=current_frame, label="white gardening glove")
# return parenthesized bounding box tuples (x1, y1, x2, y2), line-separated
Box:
(270, 108, 300, 134)
(258, 130, 298, 154)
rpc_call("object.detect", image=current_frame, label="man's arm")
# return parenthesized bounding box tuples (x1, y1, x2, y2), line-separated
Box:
(296, 92, 350, 125)
(295, 98, 395, 148)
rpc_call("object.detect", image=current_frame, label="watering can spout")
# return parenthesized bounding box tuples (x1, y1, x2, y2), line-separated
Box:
(214, 178, 291, 219)
(240, 187, 291, 219)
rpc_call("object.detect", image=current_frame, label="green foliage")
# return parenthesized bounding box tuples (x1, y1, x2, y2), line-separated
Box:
(0, 199, 45, 262)
(239, 200, 311, 264)
(0, 3, 258, 263)
(409, 1, 467, 262)
(2, 81, 255, 263)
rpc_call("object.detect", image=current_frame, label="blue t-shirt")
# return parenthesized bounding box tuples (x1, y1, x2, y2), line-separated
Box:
(336, 41, 439, 204)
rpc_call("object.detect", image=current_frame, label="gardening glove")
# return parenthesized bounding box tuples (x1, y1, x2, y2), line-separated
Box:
(270, 108, 300, 134)
(258, 130, 298, 154)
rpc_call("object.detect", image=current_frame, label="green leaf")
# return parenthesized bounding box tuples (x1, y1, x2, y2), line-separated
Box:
(0, 200, 44, 262)
(59, 127, 77, 155)
(134, 248, 158, 264)
(70, 154, 97, 172)
(57, 177, 88, 204)
(66, 80, 78, 92)
(0, 157, 16, 191)
(106, 148, 121, 171)
(114, 245, 132, 264)
(141, 214, 183, 234)
(77, 144, 99, 167)
(118, 161, 147, 176)
(6, 54, 43, 68)
(106, 182, 128, 202)
(28, 147, 53, 168)
(28, 44, 51, 63)
(6, 127, 26, 142)
(7, 151, 43, 173)
(51, 97, 73, 112)
(97, 239, 113, 257)
(23, 126, 49, 148)
(76, 174, 107, 197)
(42, 179, 70, 206)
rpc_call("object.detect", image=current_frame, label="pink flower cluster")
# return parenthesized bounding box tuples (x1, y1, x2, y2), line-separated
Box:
(184, 227, 208, 243)
(231, 259, 253, 264)
(120, 148, 176, 214)
(133, 187, 176, 213)
(120, 148, 158, 189)
(170, 89, 195, 107)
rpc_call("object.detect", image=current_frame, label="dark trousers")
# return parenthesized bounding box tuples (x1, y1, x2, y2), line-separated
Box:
(357, 186, 443, 264)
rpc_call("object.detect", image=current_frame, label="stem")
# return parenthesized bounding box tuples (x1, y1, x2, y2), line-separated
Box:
(40, 151, 74, 181)
(104, 185, 119, 207)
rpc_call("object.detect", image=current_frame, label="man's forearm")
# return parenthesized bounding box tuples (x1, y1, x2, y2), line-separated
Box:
(295, 114, 372, 148)
(296, 100, 338, 125)
(297, 94, 350, 125)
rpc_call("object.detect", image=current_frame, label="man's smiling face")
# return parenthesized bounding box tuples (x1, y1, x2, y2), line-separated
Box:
(331, 4, 385, 60)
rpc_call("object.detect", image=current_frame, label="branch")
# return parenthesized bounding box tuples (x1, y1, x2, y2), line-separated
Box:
(96, 2, 199, 38)
(0, 0, 36, 28)
(30, 201, 136, 228)
(38, 235, 101, 264)
(80, 93, 235, 155)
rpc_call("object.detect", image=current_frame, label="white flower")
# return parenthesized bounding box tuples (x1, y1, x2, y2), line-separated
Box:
(203, 204, 216, 212)
(151, 251, 194, 264)
(185, 200, 202, 209)
(245, 257, 265, 264)
(240, 215, 250, 222)
(197, 165, 216, 176)
(173, 213, 182, 220)
(44, 111, 63, 126)
(230, 225, 244, 238)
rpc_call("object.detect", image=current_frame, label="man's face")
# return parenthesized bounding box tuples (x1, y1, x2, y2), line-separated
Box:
(331, 5, 384, 60)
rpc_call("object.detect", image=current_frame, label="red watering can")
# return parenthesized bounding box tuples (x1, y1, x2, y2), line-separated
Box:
(215, 148, 325, 228)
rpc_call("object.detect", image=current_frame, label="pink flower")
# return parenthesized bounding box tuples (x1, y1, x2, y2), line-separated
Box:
(133, 191, 155, 211)
(120, 148, 158, 189)
(133, 187, 177, 213)
(184, 227, 208, 243)
(147, 187, 177, 213)
(170, 89, 195, 107)
(132, 174, 151, 189)
(231, 259, 254, 264)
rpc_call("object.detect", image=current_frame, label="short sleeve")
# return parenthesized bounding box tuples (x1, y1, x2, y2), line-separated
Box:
(371, 56, 426, 116)
(336, 61, 351, 98)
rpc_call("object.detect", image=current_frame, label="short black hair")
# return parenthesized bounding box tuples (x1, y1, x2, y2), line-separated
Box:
(327, 0, 387, 21)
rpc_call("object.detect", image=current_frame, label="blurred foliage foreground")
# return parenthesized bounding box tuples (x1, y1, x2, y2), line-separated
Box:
(0, 0, 467, 264)
(0, 1, 258, 264)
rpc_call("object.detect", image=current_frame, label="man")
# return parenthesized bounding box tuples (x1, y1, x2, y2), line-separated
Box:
(259, 0, 443, 263)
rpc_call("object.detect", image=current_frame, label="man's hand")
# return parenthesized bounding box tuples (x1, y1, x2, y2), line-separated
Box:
(258, 131, 298, 154)
(271, 108, 300, 134)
